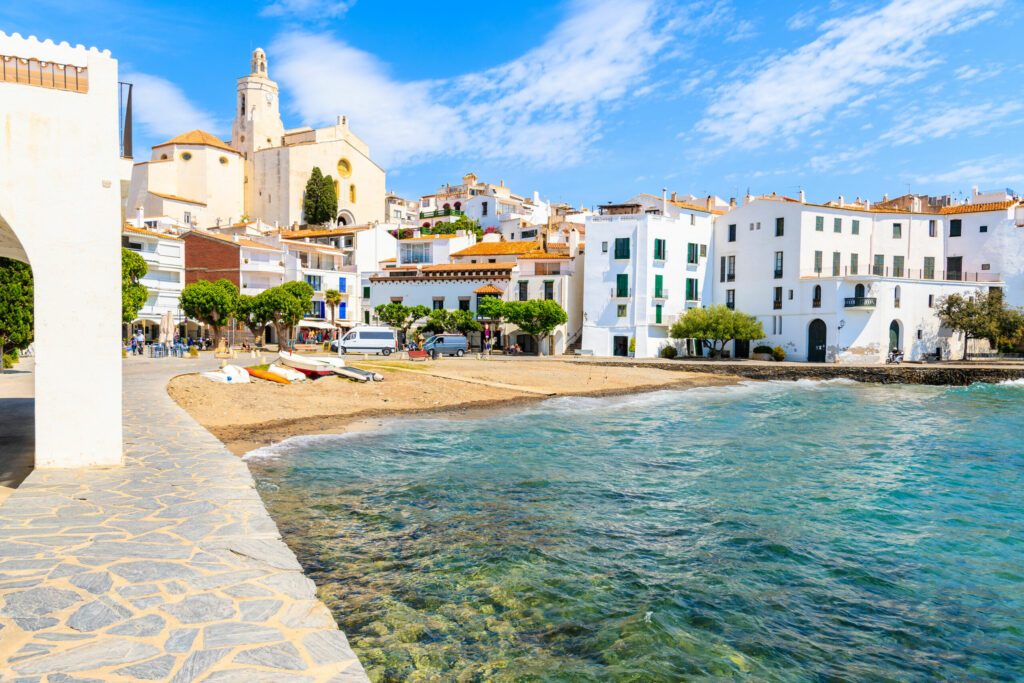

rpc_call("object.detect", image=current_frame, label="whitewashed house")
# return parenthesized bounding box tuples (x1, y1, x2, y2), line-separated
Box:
(710, 193, 1005, 362)
(121, 223, 185, 341)
(581, 204, 716, 357)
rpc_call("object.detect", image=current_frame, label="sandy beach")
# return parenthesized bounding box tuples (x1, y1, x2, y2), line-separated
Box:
(168, 357, 739, 455)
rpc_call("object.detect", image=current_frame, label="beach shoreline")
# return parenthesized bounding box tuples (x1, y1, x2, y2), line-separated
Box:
(167, 359, 742, 456)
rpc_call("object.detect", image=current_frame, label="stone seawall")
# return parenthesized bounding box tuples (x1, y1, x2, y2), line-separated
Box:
(579, 361, 1024, 386)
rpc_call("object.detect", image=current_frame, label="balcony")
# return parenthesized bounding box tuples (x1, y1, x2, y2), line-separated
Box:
(773, 301, 782, 310)
(774, 269, 783, 279)
(420, 209, 464, 219)
(651, 313, 678, 327)
(611, 287, 632, 298)
(726, 273, 735, 282)
(802, 267, 1001, 283)
(652, 288, 669, 300)
(844, 297, 877, 309)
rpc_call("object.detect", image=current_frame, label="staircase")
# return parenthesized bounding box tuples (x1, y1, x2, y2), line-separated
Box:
(563, 326, 584, 355)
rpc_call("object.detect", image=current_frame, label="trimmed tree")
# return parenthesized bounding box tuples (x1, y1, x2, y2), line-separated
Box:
(122, 247, 149, 325)
(236, 293, 274, 347)
(0, 258, 33, 369)
(420, 309, 483, 336)
(179, 279, 238, 345)
(669, 305, 764, 358)
(504, 299, 568, 355)
(936, 290, 1024, 359)
(302, 167, 336, 226)
(374, 303, 430, 342)
(280, 281, 316, 345)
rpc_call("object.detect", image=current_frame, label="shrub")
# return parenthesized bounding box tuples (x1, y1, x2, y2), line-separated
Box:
(660, 346, 678, 359)
(628, 337, 636, 353)
(2, 350, 18, 369)
(771, 346, 786, 362)
(753, 345, 773, 354)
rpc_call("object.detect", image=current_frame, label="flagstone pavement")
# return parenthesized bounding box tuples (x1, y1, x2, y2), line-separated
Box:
(0, 356, 368, 682)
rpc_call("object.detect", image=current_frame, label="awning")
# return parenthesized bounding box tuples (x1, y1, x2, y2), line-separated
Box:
(297, 319, 335, 330)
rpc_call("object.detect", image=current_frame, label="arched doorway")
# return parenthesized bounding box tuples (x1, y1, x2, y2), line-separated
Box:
(854, 283, 865, 298)
(0, 219, 35, 493)
(808, 318, 827, 362)
(336, 210, 354, 226)
(889, 320, 901, 353)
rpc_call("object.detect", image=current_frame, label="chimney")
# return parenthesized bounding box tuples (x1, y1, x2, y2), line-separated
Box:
(568, 226, 580, 257)
(799, 189, 806, 203)
(882, 193, 889, 202)
(671, 191, 677, 202)
(135, 206, 144, 227)
(662, 188, 668, 215)
(911, 197, 922, 213)
(533, 190, 540, 203)
(838, 195, 845, 208)
(500, 179, 505, 188)
(865, 200, 872, 210)
(706, 195, 714, 211)
(729, 197, 737, 208)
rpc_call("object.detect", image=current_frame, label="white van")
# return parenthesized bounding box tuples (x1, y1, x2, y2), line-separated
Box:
(333, 326, 397, 355)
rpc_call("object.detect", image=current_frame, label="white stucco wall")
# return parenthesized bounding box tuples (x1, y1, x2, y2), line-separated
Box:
(0, 32, 123, 467)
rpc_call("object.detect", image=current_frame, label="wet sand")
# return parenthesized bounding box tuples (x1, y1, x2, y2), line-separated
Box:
(167, 358, 740, 455)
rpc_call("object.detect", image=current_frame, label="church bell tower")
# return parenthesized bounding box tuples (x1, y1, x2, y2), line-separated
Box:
(231, 48, 285, 156)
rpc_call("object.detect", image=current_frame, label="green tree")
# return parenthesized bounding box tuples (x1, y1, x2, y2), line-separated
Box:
(374, 303, 430, 340)
(420, 309, 451, 335)
(0, 258, 33, 369)
(420, 309, 483, 336)
(936, 290, 1024, 359)
(426, 215, 483, 240)
(504, 299, 568, 354)
(302, 167, 336, 226)
(280, 281, 316, 345)
(669, 305, 765, 358)
(121, 247, 148, 325)
(476, 296, 507, 323)
(324, 288, 343, 326)
(236, 293, 274, 347)
(179, 279, 238, 345)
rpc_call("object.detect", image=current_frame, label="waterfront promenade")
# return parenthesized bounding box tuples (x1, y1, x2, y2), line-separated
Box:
(0, 357, 368, 681)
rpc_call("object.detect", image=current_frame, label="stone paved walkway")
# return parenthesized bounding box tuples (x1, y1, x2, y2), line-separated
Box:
(0, 356, 368, 682)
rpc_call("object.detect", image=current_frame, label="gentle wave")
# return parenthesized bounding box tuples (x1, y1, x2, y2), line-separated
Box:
(243, 431, 365, 461)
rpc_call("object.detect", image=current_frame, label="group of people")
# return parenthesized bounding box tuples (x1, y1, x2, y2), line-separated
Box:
(126, 331, 213, 356)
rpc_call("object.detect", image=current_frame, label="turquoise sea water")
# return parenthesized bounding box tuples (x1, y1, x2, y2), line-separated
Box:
(249, 379, 1024, 681)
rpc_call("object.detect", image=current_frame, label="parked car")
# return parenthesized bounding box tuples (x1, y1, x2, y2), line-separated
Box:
(423, 334, 468, 357)
(332, 326, 397, 355)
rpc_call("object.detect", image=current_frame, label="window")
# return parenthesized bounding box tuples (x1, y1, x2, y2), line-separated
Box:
(654, 274, 664, 298)
(928, 220, 937, 237)
(834, 217, 841, 233)
(614, 238, 630, 259)
(728, 224, 737, 242)
(774, 251, 784, 278)
(518, 281, 528, 301)
(686, 278, 699, 301)
(980, 224, 988, 233)
(458, 298, 470, 311)
(832, 251, 841, 276)
(850, 253, 859, 275)
(892, 223, 902, 239)
(928, 294, 934, 308)
(654, 238, 666, 260)
(700, 244, 707, 257)
(687, 243, 699, 264)
(364, 310, 370, 324)
(727, 255, 736, 282)
(181, 152, 192, 161)
(617, 304, 627, 317)
(337, 158, 352, 178)
(947, 256, 962, 280)
(788, 289, 794, 300)
(812, 285, 822, 308)
(601, 241, 608, 253)
(894, 285, 901, 308)
(690, 214, 696, 226)
(338, 277, 347, 293)
(304, 274, 322, 291)
(362, 285, 370, 299)
(726, 289, 735, 310)
(815, 216, 824, 231)
(873, 254, 885, 276)
(917, 329, 922, 340)
(720, 256, 726, 282)
(814, 250, 823, 274)
(773, 287, 783, 310)
(655, 304, 663, 324)
(852, 219, 860, 235)
(893, 255, 904, 278)
(219, 156, 228, 165)
(616, 273, 629, 297)
(432, 298, 445, 310)
(775, 217, 784, 237)
(950, 219, 962, 237)
(981, 263, 991, 271)
(482, 201, 488, 216)
(183, 211, 192, 225)
(543, 281, 554, 300)
(349, 184, 357, 203)
(923, 257, 935, 279)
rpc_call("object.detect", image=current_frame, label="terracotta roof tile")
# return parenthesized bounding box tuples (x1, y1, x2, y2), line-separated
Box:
(421, 262, 516, 272)
(940, 200, 1017, 215)
(154, 130, 239, 154)
(451, 240, 542, 257)
(473, 284, 504, 295)
(122, 224, 182, 241)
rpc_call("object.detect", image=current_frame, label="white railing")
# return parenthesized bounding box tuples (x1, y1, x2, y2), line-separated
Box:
(652, 288, 670, 298)
(610, 287, 632, 298)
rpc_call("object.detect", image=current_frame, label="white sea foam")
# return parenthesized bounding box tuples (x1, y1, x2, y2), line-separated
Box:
(998, 378, 1024, 386)
(243, 431, 365, 461)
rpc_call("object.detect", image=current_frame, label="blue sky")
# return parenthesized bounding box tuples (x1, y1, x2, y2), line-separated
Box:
(3, 0, 1023, 207)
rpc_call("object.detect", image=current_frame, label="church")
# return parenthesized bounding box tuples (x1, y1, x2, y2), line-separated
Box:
(127, 48, 386, 229)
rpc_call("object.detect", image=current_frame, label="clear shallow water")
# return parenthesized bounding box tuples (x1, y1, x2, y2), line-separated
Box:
(249, 380, 1024, 682)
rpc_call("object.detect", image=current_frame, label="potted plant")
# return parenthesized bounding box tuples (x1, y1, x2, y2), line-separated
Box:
(771, 346, 786, 362)
(752, 344, 773, 361)
(628, 337, 636, 358)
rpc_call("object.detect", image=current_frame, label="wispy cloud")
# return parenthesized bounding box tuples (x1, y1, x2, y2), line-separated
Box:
(261, 0, 354, 19)
(694, 0, 1004, 150)
(881, 102, 1024, 145)
(786, 9, 818, 30)
(122, 71, 221, 141)
(911, 155, 1024, 187)
(726, 19, 758, 43)
(271, 0, 687, 168)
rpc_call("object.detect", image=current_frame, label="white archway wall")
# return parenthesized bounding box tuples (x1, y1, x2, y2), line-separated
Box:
(0, 33, 123, 467)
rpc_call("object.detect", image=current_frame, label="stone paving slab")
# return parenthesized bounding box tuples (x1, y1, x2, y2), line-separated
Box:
(0, 357, 368, 682)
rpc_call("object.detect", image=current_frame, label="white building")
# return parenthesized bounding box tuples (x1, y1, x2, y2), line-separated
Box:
(121, 223, 185, 341)
(128, 48, 386, 232)
(0, 31, 123, 467)
(710, 193, 1006, 362)
(418, 173, 550, 231)
(582, 206, 716, 357)
(384, 192, 420, 226)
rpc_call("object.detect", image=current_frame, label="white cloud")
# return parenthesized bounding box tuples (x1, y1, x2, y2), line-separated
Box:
(694, 0, 1004, 150)
(122, 71, 221, 141)
(911, 155, 1024, 186)
(954, 64, 980, 80)
(726, 19, 758, 43)
(261, 0, 353, 19)
(271, 0, 681, 168)
(880, 102, 1024, 145)
(786, 10, 818, 30)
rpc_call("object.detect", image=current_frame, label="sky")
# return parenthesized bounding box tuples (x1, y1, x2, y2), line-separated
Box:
(3, 0, 1023, 208)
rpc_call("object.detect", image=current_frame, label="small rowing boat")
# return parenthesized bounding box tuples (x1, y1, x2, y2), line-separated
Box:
(277, 351, 335, 378)
(245, 367, 290, 384)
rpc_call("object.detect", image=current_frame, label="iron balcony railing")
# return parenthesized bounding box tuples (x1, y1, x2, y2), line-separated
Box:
(419, 209, 465, 219)
(774, 269, 783, 279)
(844, 297, 877, 307)
(773, 300, 782, 310)
(802, 267, 1000, 282)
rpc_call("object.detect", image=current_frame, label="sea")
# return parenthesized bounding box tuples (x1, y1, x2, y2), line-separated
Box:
(247, 378, 1024, 681)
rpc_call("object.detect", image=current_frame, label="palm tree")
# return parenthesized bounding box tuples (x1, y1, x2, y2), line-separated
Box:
(324, 288, 342, 328)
